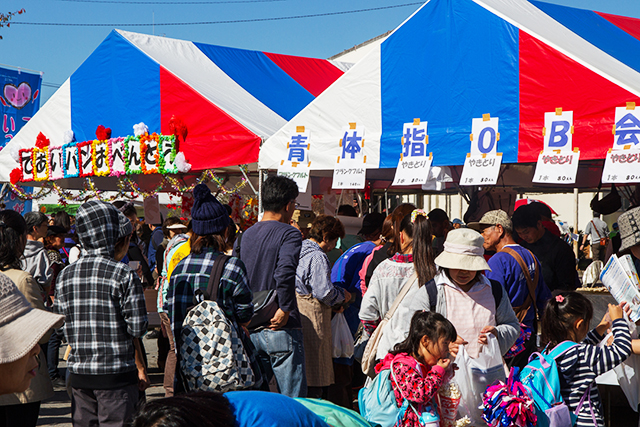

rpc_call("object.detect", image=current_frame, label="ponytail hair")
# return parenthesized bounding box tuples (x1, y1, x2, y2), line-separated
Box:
(400, 211, 436, 286)
(541, 291, 593, 349)
(0, 210, 27, 271)
(391, 311, 457, 357)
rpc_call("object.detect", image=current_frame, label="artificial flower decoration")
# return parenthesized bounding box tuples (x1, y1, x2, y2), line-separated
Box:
(9, 168, 22, 185)
(555, 295, 565, 303)
(168, 115, 188, 147)
(35, 132, 50, 149)
(63, 129, 75, 144)
(175, 151, 192, 173)
(9, 143, 20, 163)
(95, 125, 112, 141)
(133, 122, 149, 137)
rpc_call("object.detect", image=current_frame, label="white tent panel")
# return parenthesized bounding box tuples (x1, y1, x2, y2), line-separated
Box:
(0, 79, 72, 182)
(259, 45, 383, 170)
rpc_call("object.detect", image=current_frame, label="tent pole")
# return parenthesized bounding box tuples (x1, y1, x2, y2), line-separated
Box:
(240, 166, 257, 195)
(574, 188, 579, 258)
(258, 169, 264, 214)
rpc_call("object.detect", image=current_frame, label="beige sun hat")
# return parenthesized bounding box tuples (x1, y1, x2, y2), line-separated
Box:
(434, 228, 491, 271)
(0, 272, 64, 363)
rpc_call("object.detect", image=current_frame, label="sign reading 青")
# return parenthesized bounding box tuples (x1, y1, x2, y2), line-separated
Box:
(278, 126, 311, 193)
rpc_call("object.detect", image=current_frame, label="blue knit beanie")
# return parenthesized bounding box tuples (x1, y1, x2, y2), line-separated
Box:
(191, 184, 230, 235)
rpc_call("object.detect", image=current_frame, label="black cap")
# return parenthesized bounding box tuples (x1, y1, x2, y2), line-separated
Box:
(358, 212, 385, 236)
(47, 225, 67, 237)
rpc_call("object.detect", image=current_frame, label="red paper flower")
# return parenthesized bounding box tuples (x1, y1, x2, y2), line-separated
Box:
(95, 125, 112, 141)
(35, 132, 50, 148)
(168, 116, 188, 147)
(10, 168, 22, 185)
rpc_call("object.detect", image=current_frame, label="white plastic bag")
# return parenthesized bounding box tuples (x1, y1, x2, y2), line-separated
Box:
(454, 334, 505, 425)
(332, 312, 354, 358)
(603, 320, 640, 412)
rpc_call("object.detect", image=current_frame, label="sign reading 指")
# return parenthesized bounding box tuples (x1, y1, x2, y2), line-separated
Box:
(533, 108, 579, 184)
(460, 114, 502, 186)
(602, 103, 640, 184)
(278, 127, 311, 193)
(602, 149, 640, 183)
(460, 153, 503, 186)
(332, 123, 366, 189)
(532, 150, 580, 184)
(392, 119, 432, 186)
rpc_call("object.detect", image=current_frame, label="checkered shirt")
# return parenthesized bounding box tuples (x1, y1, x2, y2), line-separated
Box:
(166, 249, 253, 349)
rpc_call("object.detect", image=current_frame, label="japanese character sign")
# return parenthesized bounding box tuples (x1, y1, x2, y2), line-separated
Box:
(126, 138, 142, 174)
(460, 114, 502, 186)
(63, 142, 79, 178)
(142, 138, 159, 174)
(393, 119, 432, 186)
(49, 146, 63, 181)
(33, 147, 49, 181)
(78, 141, 94, 177)
(93, 140, 110, 176)
(110, 138, 126, 176)
(602, 148, 640, 184)
(332, 123, 366, 189)
(19, 149, 33, 182)
(543, 108, 573, 152)
(278, 126, 311, 193)
(613, 103, 640, 149)
(159, 137, 177, 174)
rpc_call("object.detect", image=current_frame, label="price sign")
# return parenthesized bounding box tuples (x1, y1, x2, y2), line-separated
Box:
(278, 165, 310, 193)
(532, 150, 580, 184)
(602, 149, 640, 183)
(392, 119, 430, 186)
(459, 154, 502, 186)
(332, 123, 366, 189)
(332, 166, 366, 189)
(392, 154, 432, 186)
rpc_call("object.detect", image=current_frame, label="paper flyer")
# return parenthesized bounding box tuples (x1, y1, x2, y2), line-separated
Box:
(600, 254, 640, 322)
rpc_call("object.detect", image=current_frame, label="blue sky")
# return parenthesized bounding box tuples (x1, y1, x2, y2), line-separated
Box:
(3, 0, 640, 102)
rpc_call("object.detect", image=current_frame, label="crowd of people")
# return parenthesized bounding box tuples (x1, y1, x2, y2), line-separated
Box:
(2, 177, 640, 427)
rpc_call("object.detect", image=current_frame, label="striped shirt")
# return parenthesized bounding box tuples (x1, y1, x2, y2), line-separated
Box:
(295, 239, 347, 307)
(556, 318, 631, 427)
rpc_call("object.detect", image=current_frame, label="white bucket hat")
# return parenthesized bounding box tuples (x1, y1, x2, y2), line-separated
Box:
(0, 272, 64, 363)
(434, 228, 491, 272)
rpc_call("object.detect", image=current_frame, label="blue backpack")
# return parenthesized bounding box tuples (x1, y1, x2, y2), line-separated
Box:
(519, 341, 578, 427)
(358, 362, 439, 427)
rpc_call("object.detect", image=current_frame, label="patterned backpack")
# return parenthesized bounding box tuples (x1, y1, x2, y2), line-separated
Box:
(179, 254, 255, 392)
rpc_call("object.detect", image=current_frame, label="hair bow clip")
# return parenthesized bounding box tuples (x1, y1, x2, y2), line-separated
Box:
(555, 295, 565, 303)
(411, 209, 428, 223)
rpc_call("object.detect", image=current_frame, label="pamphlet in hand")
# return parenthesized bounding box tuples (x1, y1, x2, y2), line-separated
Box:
(600, 254, 640, 322)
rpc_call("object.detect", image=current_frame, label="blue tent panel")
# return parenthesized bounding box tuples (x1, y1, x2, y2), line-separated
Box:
(532, 1, 640, 76)
(194, 43, 314, 121)
(380, 0, 520, 167)
(70, 31, 161, 142)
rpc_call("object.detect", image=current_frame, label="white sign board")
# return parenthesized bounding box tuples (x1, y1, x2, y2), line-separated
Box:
(49, 147, 64, 180)
(602, 149, 640, 183)
(393, 120, 430, 186)
(279, 127, 311, 192)
(278, 165, 310, 193)
(543, 110, 574, 152)
(460, 154, 503, 186)
(332, 124, 366, 189)
(470, 116, 499, 156)
(79, 143, 93, 177)
(127, 139, 142, 173)
(533, 150, 580, 184)
(111, 139, 126, 176)
(613, 105, 640, 150)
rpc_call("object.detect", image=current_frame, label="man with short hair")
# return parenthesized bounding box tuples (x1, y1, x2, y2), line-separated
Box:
(469, 210, 551, 367)
(54, 201, 148, 426)
(581, 211, 609, 262)
(512, 204, 579, 292)
(234, 175, 306, 398)
(22, 211, 52, 294)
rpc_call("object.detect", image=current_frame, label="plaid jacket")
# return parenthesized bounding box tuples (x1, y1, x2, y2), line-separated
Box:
(54, 201, 148, 376)
(166, 249, 253, 349)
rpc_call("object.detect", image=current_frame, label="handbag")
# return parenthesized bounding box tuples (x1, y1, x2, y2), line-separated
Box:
(247, 290, 278, 330)
(361, 272, 418, 378)
(590, 183, 621, 215)
(591, 220, 609, 247)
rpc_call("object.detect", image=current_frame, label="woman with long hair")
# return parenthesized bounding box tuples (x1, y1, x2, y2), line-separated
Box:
(359, 210, 437, 335)
(0, 210, 55, 427)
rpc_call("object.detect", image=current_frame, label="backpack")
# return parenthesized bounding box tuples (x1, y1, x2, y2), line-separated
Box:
(425, 277, 503, 312)
(519, 341, 578, 427)
(179, 254, 256, 392)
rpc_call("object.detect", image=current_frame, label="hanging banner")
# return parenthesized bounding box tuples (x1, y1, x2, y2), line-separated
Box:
(332, 123, 366, 189)
(392, 119, 432, 186)
(63, 142, 79, 178)
(460, 114, 502, 186)
(49, 146, 64, 180)
(92, 140, 111, 176)
(141, 136, 159, 174)
(32, 147, 49, 181)
(110, 138, 126, 177)
(460, 153, 503, 186)
(602, 149, 640, 183)
(532, 149, 580, 184)
(78, 141, 94, 177)
(278, 126, 311, 193)
(159, 136, 177, 174)
(0, 67, 42, 148)
(613, 103, 640, 149)
(125, 136, 143, 174)
(19, 149, 34, 182)
(543, 109, 574, 152)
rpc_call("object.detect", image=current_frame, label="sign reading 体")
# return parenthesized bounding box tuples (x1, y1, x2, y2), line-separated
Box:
(460, 114, 502, 186)
(278, 126, 311, 193)
(533, 150, 580, 184)
(393, 119, 432, 186)
(332, 123, 366, 189)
